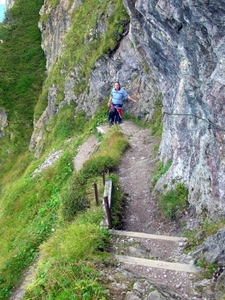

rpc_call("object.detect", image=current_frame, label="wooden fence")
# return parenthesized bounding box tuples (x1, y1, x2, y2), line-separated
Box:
(94, 171, 113, 229)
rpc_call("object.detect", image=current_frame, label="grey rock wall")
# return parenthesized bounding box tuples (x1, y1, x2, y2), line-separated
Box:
(5, 0, 15, 9)
(127, 0, 225, 216)
(38, 0, 82, 71)
(32, 0, 225, 216)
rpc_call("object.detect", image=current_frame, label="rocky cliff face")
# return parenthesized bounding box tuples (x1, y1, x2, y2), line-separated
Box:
(5, 0, 15, 9)
(32, 0, 225, 217)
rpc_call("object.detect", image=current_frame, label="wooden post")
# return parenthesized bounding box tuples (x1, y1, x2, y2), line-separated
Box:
(102, 170, 105, 186)
(93, 183, 99, 206)
(104, 196, 112, 229)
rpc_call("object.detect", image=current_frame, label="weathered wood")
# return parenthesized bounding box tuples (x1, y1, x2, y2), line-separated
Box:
(100, 178, 113, 228)
(103, 178, 112, 208)
(109, 230, 186, 242)
(93, 183, 99, 206)
(116, 255, 200, 273)
(104, 196, 112, 229)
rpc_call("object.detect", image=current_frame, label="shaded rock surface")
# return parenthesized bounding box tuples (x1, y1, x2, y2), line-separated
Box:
(192, 227, 225, 266)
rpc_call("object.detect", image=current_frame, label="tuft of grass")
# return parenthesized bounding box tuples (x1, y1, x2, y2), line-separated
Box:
(184, 218, 225, 252)
(24, 208, 109, 300)
(150, 93, 163, 136)
(152, 158, 172, 187)
(195, 258, 218, 279)
(108, 173, 125, 229)
(61, 126, 129, 221)
(159, 183, 188, 220)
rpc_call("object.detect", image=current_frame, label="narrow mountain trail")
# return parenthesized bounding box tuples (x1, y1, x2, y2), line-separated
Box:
(10, 121, 203, 300)
(98, 121, 203, 300)
(117, 121, 179, 235)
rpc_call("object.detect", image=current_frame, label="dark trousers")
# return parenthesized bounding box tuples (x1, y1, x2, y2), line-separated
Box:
(108, 104, 122, 124)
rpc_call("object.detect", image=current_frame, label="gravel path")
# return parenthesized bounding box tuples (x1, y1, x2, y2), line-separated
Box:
(118, 121, 180, 235)
(106, 121, 202, 300)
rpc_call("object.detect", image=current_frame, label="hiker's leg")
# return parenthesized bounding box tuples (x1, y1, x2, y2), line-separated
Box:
(115, 107, 122, 124)
(115, 111, 120, 124)
(108, 107, 115, 125)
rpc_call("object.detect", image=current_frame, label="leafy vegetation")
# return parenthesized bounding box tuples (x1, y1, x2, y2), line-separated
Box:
(61, 126, 129, 221)
(195, 258, 218, 279)
(184, 217, 225, 252)
(24, 208, 109, 299)
(0, 0, 46, 180)
(152, 158, 172, 187)
(150, 93, 163, 136)
(158, 183, 188, 220)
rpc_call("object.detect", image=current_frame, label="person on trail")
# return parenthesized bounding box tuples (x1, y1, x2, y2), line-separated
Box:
(108, 81, 137, 125)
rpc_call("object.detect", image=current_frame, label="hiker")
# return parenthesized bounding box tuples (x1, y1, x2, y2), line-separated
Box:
(108, 81, 137, 125)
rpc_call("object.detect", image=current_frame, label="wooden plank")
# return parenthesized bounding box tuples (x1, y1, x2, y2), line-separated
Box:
(109, 229, 186, 242)
(103, 178, 112, 209)
(116, 255, 199, 273)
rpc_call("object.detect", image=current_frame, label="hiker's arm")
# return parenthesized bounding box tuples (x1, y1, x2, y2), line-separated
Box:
(108, 96, 112, 107)
(128, 95, 137, 103)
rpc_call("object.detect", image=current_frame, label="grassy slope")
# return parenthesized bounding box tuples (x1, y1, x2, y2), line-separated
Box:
(0, 0, 130, 298)
(0, 0, 46, 181)
(0, 1, 223, 297)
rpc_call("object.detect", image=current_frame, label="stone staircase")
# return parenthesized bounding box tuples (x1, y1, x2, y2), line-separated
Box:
(109, 230, 200, 298)
(110, 230, 199, 273)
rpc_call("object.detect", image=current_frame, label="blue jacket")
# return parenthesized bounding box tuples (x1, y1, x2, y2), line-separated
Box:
(110, 88, 128, 105)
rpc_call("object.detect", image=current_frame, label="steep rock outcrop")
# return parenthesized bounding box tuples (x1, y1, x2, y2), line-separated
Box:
(5, 0, 15, 9)
(38, 0, 82, 71)
(32, 0, 225, 216)
(127, 0, 225, 216)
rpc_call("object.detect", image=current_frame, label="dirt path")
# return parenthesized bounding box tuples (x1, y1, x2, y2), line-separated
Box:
(102, 121, 202, 299)
(118, 121, 180, 236)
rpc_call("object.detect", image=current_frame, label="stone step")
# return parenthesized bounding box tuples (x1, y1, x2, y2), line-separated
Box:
(96, 125, 108, 134)
(109, 229, 186, 242)
(116, 255, 199, 273)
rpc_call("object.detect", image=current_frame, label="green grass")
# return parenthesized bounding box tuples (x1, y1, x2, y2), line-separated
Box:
(108, 173, 125, 229)
(61, 125, 129, 221)
(152, 159, 172, 187)
(158, 183, 188, 220)
(195, 257, 218, 279)
(150, 93, 163, 136)
(0, 107, 129, 298)
(24, 208, 109, 299)
(0, 0, 46, 181)
(184, 217, 225, 252)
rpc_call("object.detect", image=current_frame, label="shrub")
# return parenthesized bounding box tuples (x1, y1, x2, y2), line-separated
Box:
(61, 127, 129, 221)
(159, 183, 188, 220)
(152, 159, 172, 187)
(150, 93, 163, 136)
(108, 173, 125, 229)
